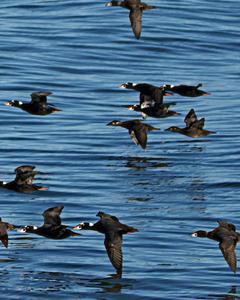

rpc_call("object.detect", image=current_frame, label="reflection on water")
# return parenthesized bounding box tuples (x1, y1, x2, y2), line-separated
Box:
(91, 276, 132, 294)
(188, 178, 206, 202)
(125, 156, 169, 171)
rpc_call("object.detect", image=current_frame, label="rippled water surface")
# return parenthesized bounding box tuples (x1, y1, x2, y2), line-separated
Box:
(0, 0, 240, 299)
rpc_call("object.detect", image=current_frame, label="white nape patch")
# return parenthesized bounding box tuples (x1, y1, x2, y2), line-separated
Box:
(132, 83, 137, 87)
(89, 223, 94, 227)
(19, 101, 23, 105)
(2, 182, 7, 185)
(191, 233, 198, 237)
(33, 226, 38, 230)
(170, 85, 174, 88)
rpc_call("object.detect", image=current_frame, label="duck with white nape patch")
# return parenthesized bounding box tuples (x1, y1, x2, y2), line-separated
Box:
(19, 206, 81, 240)
(192, 221, 240, 273)
(4, 91, 61, 115)
(73, 211, 138, 277)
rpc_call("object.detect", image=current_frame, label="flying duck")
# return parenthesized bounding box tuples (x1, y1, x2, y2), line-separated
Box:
(107, 119, 159, 149)
(163, 83, 210, 97)
(0, 165, 48, 193)
(165, 108, 216, 138)
(4, 92, 61, 115)
(192, 221, 240, 273)
(19, 206, 80, 240)
(105, 0, 156, 39)
(73, 211, 138, 276)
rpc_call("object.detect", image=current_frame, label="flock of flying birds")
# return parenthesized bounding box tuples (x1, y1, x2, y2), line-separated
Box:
(0, 0, 236, 278)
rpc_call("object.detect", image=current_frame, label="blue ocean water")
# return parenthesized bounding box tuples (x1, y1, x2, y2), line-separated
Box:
(0, 0, 240, 299)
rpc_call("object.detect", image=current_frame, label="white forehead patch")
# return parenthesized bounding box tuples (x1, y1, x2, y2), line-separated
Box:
(2, 182, 7, 185)
(89, 223, 94, 227)
(132, 83, 137, 87)
(19, 101, 23, 105)
(33, 226, 38, 230)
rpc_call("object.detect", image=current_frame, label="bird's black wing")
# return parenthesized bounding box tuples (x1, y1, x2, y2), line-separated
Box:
(104, 231, 122, 274)
(15, 166, 37, 185)
(43, 205, 64, 226)
(184, 109, 198, 128)
(129, 7, 142, 39)
(130, 124, 147, 149)
(0, 223, 8, 248)
(219, 237, 237, 273)
(31, 92, 52, 104)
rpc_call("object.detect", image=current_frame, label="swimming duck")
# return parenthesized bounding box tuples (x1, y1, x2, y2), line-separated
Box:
(4, 92, 61, 115)
(105, 1, 156, 39)
(163, 83, 210, 97)
(73, 211, 138, 276)
(0, 218, 20, 248)
(192, 221, 240, 273)
(165, 108, 216, 138)
(107, 119, 159, 149)
(0, 165, 48, 193)
(19, 206, 81, 240)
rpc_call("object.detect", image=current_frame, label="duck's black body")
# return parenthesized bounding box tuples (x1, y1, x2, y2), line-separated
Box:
(192, 221, 240, 273)
(73, 211, 138, 276)
(120, 82, 176, 118)
(19, 206, 80, 240)
(107, 119, 159, 149)
(0, 165, 48, 193)
(120, 82, 170, 104)
(165, 108, 216, 138)
(164, 83, 210, 97)
(105, 1, 156, 39)
(5, 92, 61, 115)
(128, 103, 179, 119)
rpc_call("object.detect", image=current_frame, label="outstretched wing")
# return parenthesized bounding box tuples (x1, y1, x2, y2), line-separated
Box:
(104, 232, 122, 274)
(129, 124, 147, 149)
(31, 92, 52, 104)
(219, 237, 237, 273)
(43, 205, 64, 226)
(184, 109, 197, 128)
(129, 8, 142, 39)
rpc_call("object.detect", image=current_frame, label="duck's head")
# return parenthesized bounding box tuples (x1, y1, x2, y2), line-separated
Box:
(107, 120, 121, 126)
(128, 105, 140, 111)
(191, 230, 208, 238)
(18, 225, 38, 233)
(73, 222, 94, 230)
(118, 82, 134, 89)
(4, 100, 23, 107)
(165, 126, 180, 133)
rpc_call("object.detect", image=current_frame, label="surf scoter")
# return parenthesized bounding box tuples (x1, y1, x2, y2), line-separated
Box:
(107, 119, 159, 149)
(73, 211, 138, 276)
(4, 92, 61, 115)
(0, 165, 48, 193)
(165, 108, 216, 138)
(192, 221, 240, 273)
(105, 0, 156, 39)
(163, 83, 210, 97)
(19, 205, 80, 240)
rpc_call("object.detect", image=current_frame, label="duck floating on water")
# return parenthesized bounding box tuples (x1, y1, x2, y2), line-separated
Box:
(0, 165, 48, 193)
